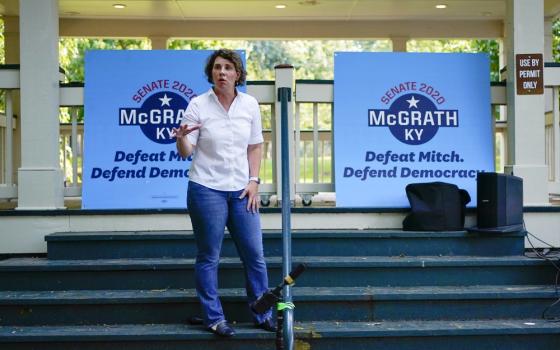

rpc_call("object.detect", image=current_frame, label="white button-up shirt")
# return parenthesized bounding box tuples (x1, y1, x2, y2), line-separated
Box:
(181, 88, 264, 191)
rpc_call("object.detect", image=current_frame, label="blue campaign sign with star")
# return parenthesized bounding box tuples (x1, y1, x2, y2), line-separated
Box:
(334, 52, 494, 207)
(83, 50, 246, 209)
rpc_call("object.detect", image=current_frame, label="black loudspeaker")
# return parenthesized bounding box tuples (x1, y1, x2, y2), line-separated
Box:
(476, 172, 523, 230)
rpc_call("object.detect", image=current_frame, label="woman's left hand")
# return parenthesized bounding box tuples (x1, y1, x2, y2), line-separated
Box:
(239, 182, 260, 213)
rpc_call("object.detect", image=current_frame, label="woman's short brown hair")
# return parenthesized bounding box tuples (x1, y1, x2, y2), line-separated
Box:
(204, 49, 247, 86)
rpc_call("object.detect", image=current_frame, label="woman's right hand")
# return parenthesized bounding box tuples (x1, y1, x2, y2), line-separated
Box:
(172, 124, 202, 138)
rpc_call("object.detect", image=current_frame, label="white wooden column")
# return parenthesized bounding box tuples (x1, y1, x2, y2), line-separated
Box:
(504, 0, 549, 205)
(543, 17, 555, 184)
(544, 18, 553, 114)
(391, 36, 408, 52)
(3, 17, 20, 192)
(149, 36, 168, 50)
(17, 0, 65, 209)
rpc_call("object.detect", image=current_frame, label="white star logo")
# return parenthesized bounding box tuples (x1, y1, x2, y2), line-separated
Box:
(406, 96, 419, 109)
(159, 94, 172, 107)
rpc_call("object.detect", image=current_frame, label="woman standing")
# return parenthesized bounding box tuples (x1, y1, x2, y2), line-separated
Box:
(173, 49, 275, 337)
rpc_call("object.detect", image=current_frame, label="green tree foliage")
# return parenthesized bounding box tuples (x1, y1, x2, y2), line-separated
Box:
(167, 39, 240, 51)
(553, 19, 560, 62)
(59, 38, 150, 82)
(59, 37, 498, 84)
(472, 40, 500, 81)
(165, 39, 392, 80)
(245, 40, 392, 80)
(0, 20, 4, 64)
(408, 39, 500, 81)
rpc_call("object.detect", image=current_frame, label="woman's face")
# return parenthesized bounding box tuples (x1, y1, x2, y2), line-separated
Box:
(212, 56, 240, 91)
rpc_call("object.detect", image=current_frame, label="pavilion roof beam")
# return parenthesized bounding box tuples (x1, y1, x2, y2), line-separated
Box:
(56, 18, 504, 40)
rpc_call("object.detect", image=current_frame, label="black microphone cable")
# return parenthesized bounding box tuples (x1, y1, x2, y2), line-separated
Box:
(522, 221, 560, 322)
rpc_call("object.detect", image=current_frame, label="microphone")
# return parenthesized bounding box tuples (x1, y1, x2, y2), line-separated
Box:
(251, 263, 306, 314)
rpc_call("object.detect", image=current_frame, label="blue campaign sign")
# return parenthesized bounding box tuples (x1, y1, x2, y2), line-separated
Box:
(83, 50, 245, 209)
(334, 52, 494, 207)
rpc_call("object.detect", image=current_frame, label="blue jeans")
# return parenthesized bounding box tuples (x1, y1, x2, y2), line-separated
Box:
(187, 181, 272, 327)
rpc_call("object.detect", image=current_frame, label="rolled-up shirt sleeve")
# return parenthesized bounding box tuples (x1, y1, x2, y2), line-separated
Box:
(180, 98, 200, 145)
(248, 99, 264, 145)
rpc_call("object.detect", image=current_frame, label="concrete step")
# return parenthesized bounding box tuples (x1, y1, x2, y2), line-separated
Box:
(1, 320, 559, 350)
(0, 256, 555, 291)
(0, 285, 558, 326)
(45, 229, 527, 260)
